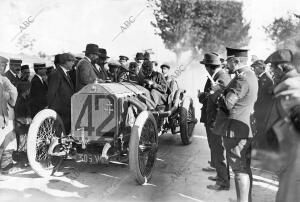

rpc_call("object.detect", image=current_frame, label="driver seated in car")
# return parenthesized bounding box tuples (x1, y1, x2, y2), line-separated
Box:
(138, 60, 168, 105)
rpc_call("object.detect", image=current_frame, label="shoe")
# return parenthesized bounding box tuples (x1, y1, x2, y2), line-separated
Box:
(1, 164, 23, 175)
(208, 176, 220, 181)
(202, 166, 216, 172)
(207, 184, 230, 191)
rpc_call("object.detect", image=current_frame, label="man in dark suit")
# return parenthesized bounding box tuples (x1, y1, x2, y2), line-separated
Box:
(198, 53, 232, 191)
(5, 58, 22, 86)
(29, 63, 48, 118)
(251, 60, 274, 140)
(218, 48, 258, 202)
(96, 48, 109, 81)
(76, 44, 101, 91)
(48, 53, 76, 134)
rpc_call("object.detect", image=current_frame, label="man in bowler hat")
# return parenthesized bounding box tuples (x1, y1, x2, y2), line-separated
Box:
(198, 53, 231, 191)
(76, 43, 101, 91)
(48, 53, 76, 134)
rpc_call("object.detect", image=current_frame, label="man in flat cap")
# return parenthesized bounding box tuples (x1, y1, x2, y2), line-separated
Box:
(29, 63, 48, 118)
(198, 53, 231, 191)
(76, 43, 101, 91)
(5, 58, 22, 86)
(0, 56, 18, 177)
(215, 48, 258, 202)
(160, 64, 178, 96)
(48, 53, 76, 134)
(252, 49, 300, 202)
(138, 60, 168, 105)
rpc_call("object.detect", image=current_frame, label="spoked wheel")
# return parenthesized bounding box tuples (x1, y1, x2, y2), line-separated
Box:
(27, 109, 65, 177)
(180, 98, 197, 145)
(129, 111, 158, 184)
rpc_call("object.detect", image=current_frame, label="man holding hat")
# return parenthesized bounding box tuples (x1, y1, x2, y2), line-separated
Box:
(0, 55, 18, 177)
(29, 63, 48, 118)
(215, 48, 258, 202)
(198, 53, 231, 191)
(48, 53, 76, 134)
(76, 43, 101, 91)
(5, 58, 22, 86)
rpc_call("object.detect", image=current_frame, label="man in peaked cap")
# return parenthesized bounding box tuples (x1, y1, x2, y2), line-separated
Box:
(198, 53, 231, 191)
(5, 58, 22, 86)
(29, 63, 48, 118)
(0, 55, 18, 177)
(215, 47, 258, 201)
(76, 44, 106, 91)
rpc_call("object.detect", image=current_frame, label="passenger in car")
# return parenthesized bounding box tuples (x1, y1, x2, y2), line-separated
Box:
(138, 61, 168, 105)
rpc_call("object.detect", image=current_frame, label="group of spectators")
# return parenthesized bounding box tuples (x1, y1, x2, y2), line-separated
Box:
(198, 47, 300, 202)
(0, 43, 175, 179)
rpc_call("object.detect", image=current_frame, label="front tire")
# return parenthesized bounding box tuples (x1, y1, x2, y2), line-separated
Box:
(27, 109, 65, 177)
(129, 111, 158, 184)
(180, 98, 197, 145)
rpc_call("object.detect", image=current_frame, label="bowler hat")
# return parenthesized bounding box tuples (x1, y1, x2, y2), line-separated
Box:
(265, 49, 293, 64)
(99, 48, 110, 58)
(33, 63, 46, 70)
(135, 52, 144, 60)
(9, 58, 22, 65)
(226, 47, 248, 59)
(83, 43, 99, 55)
(200, 53, 221, 66)
(21, 65, 29, 71)
(0, 56, 8, 64)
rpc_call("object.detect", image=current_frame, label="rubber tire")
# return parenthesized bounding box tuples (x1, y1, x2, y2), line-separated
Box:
(180, 98, 196, 145)
(129, 111, 158, 185)
(27, 109, 65, 178)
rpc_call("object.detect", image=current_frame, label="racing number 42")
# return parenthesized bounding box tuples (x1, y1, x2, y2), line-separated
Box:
(75, 95, 114, 136)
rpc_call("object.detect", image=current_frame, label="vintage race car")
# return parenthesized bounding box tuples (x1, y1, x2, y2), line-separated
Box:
(27, 81, 197, 184)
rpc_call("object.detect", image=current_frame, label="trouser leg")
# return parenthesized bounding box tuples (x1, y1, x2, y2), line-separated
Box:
(205, 127, 214, 167)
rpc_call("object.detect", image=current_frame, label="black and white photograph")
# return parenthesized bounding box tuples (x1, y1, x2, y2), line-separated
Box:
(0, 0, 300, 201)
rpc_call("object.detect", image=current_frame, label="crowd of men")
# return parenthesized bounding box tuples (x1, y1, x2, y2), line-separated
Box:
(198, 48, 300, 202)
(0, 42, 300, 202)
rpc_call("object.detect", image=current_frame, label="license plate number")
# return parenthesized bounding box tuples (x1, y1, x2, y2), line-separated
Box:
(79, 153, 102, 164)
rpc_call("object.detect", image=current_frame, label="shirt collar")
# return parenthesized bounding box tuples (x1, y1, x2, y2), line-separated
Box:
(35, 74, 44, 83)
(258, 71, 266, 78)
(60, 65, 69, 76)
(211, 68, 222, 79)
(9, 69, 17, 78)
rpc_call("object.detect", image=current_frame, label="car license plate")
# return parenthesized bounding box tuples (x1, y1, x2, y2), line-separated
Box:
(78, 153, 102, 164)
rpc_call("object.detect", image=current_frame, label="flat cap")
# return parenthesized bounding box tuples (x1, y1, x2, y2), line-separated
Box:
(21, 65, 29, 70)
(226, 47, 248, 59)
(265, 49, 293, 64)
(33, 63, 46, 69)
(9, 58, 22, 65)
(0, 56, 8, 64)
(59, 53, 76, 64)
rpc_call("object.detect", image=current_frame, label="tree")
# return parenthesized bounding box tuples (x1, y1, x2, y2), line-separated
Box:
(148, 0, 250, 60)
(265, 13, 300, 51)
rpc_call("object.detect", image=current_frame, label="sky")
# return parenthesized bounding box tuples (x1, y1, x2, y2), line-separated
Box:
(0, 0, 300, 63)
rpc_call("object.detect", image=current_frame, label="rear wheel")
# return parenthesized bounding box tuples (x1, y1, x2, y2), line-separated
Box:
(27, 109, 65, 177)
(129, 111, 158, 184)
(180, 98, 197, 145)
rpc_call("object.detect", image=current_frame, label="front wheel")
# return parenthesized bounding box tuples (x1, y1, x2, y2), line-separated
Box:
(27, 109, 65, 177)
(180, 98, 197, 145)
(129, 111, 158, 184)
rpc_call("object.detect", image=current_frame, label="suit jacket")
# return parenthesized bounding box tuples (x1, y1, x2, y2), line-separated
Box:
(223, 67, 258, 138)
(0, 75, 18, 128)
(48, 66, 75, 133)
(4, 70, 20, 86)
(76, 57, 98, 91)
(29, 75, 48, 118)
(206, 69, 231, 128)
(138, 71, 168, 94)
